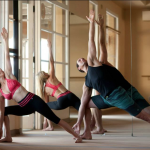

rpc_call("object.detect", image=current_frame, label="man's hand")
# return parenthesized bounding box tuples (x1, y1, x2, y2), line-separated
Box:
(95, 14, 104, 26)
(72, 122, 81, 135)
(86, 10, 95, 23)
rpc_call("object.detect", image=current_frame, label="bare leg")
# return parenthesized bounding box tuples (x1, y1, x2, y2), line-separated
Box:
(43, 117, 48, 129)
(58, 120, 82, 143)
(80, 99, 106, 137)
(136, 110, 150, 123)
(43, 119, 54, 131)
(143, 106, 150, 114)
(0, 116, 12, 142)
(80, 108, 92, 140)
(0, 129, 3, 139)
(90, 109, 96, 131)
(92, 108, 107, 134)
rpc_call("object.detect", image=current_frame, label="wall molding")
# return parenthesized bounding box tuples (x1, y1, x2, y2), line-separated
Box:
(11, 128, 22, 136)
(70, 77, 85, 81)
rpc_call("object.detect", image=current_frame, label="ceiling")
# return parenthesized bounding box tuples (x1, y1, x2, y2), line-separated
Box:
(113, 0, 150, 9)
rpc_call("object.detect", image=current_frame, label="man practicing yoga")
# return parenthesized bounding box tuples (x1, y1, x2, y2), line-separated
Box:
(73, 10, 150, 139)
(36, 39, 106, 133)
(36, 39, 81, 131)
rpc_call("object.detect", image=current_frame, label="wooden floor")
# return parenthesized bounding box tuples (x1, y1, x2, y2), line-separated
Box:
(0, 108, 150, 150)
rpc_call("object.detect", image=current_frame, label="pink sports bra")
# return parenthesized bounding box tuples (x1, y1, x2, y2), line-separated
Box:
(0, 78, 21, 100)
(45, 82, 62, 97)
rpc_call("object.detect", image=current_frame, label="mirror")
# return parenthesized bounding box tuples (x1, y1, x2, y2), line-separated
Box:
(69, 12, 89, 119)
(69, 1, 133, 136)
(131, 1, 150, 136)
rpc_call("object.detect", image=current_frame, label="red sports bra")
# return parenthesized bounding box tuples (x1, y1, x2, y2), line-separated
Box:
(45, 82, 62, 97)
(0, 78, 21, 100)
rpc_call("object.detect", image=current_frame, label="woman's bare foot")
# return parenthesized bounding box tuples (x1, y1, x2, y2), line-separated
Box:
(43, 121, 48, 129)
(92, 128, 107, 134)
(80, 131, 92, 140)
(43, 126, 54, 131)
(72, 123, 80, 135)
(75, 137, 82, 143)
(0, 136, 12, 143)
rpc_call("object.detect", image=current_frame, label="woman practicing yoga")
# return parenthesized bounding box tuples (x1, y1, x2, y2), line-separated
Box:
(36, 39, 106, 133)
(36, 39, 81, 131)
(73, 10, 150, 139)
(0, 28, 82, 143)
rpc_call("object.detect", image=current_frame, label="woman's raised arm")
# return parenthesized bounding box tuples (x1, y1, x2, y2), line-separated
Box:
(47, 39, 55, 79)
(1, 28, 13, 77)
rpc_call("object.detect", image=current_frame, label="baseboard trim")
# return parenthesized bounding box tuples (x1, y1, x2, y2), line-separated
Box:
(11, 128, 22, 136)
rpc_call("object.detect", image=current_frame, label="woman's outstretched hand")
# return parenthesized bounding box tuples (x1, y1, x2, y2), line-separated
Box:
(95, 14, 104, 26)
(1, 28, 8, 42)
(72, 122, 81, 135)
(47, 39, 52, 49)
(86, 10, 95, 23)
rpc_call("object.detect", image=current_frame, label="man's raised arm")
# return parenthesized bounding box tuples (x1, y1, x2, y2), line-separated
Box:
(95, 15, 113, 67)
(86, 10, 97, 65)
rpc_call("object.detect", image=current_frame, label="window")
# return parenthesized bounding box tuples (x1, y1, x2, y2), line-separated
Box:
(89, 1, 98, 53)
(40, 1, 69, 88)
(8, 1, 19, 79)
(19, 1, 35, 130)
(0, 1, 3, 69)
(57, 0, 67, 5)
(106, 11, 119, 68)
(21, 3, 30, 91)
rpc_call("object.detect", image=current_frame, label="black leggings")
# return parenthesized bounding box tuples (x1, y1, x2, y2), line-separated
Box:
(47, 92, 81, 111)
(4, 95, 60, 124)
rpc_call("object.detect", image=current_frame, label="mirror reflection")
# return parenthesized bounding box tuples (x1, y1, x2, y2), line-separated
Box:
(0, 1, 150, 149)
(130, 1, 150, 136)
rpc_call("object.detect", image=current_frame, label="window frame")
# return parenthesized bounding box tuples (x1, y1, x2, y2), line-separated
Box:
(106, 10, 119, 69)
(9, 0, 19, 80)
(40, 0, 69, 88)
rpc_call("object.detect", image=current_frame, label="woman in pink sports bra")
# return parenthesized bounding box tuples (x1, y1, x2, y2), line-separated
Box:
(0, 28, 82, 143)
(36, 40, 81, 131)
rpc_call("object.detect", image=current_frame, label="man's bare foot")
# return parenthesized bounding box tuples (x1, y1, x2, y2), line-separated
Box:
(43, 121, 48, 129)
(90, 123, 95, 131)
(43, 126, 54, 131)
(92, 128, 107, 134)
(80, 132, 92, 140)
(0, 137, 12, 143)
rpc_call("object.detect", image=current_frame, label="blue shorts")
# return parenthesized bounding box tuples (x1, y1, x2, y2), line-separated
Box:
(91, 86, 150, 116)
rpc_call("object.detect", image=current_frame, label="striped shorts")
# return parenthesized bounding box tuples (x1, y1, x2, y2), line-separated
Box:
(92, 86, 150, 116)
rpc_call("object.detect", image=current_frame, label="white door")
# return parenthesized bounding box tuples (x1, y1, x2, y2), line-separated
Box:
(19, 1, 34, 130)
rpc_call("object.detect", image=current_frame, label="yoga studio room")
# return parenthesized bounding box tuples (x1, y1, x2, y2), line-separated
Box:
(0, 0, 150, 150)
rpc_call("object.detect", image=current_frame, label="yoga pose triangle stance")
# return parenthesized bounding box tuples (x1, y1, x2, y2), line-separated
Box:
(0, 28, 82, 143)
(36, 39, 106, 135)
(73, 10, 150, 139)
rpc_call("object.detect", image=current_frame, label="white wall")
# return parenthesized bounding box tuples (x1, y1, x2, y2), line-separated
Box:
(69, 1, 127, 99)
